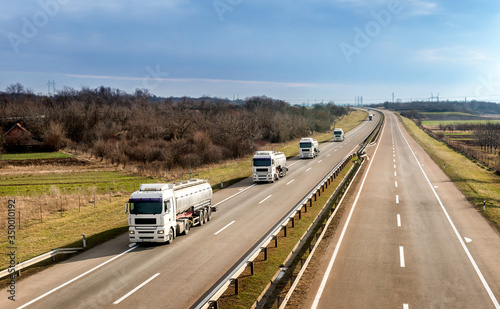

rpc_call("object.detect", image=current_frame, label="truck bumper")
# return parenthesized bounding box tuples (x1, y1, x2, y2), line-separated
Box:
(253, 174, 274, 182)
(129, 227, 168, 243)
(300, 152, 314, 158)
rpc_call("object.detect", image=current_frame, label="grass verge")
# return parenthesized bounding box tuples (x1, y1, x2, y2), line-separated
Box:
(400, 115, 500, 228)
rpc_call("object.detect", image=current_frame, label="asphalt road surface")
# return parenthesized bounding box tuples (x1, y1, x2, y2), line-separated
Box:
(1, 114, 378, 309)
(304, 111, 500, 309)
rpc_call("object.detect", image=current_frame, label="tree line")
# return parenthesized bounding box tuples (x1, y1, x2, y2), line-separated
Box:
(0, 84, 348, 170)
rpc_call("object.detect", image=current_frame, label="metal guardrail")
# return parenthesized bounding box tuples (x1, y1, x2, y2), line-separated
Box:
(0, 248, 83, 280)
(194, 113, 384, 309)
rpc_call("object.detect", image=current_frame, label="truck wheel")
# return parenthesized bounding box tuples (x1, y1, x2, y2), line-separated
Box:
(207, 207, 212, 221)
(199, 210, 204, 226)
(204, 209, 209, 223)
(166, 228, 174, 245)
(183, 221, 190, 235)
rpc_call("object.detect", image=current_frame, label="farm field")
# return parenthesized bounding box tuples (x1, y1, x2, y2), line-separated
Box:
(421, 119, 500, 126)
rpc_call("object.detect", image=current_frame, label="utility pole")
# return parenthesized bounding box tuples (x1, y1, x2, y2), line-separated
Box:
(47, 80, 56, 96)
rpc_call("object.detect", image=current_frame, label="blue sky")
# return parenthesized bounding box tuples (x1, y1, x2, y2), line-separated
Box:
(1, 0, 500, 104)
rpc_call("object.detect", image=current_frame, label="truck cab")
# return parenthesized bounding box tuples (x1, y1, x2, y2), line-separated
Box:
(127, 184, 177, 243)
(299, 138, 319, 158)
(333, 128, 345, 142)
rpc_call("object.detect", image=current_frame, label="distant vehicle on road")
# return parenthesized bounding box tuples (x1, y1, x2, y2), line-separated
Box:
(369, 114, 373, 121)
(299, 138, 319, 159)
(333, 128, 345, 142)
(252, 151, 287, 183)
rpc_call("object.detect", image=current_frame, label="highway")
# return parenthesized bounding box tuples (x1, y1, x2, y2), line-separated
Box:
(0, 114, 378, 309)
(304, 111, 500, 308)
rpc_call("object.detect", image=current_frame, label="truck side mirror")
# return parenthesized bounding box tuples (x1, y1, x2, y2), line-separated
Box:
(125, 202, 129, 214)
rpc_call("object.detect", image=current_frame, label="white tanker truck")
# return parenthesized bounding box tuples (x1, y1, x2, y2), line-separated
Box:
(299, 138, 319, 159)
(252, 151, 288, 183)
(126, 179, 214, 244)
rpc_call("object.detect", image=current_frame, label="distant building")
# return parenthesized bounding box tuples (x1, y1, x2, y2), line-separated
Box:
(2, 123, 48, 153)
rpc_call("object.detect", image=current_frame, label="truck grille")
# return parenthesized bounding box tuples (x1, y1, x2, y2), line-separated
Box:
(135, 218, 156, 225)
(256, 168, 268, 172)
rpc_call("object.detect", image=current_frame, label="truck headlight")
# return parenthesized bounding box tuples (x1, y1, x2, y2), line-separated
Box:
(158, 230, 164, 234)
(129, 230, 135, 234)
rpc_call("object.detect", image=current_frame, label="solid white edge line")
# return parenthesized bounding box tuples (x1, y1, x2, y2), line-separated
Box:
(17, 245, 138, 309)
(286, 179, 295, 185)
(113, 273, 160, 305)
(211, 184, 256, 208)
(259, 195, 272, 204)
(400, 246, 405, 267)
(394, 113, 500, 308)
(397, 214, 401, 227)
(214, 221, 236, 235)
(311, 116, 385, 309)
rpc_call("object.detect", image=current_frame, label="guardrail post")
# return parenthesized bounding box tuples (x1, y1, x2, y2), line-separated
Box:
(209, 300, 218, 309)
(291, 217, 295, 228)
(274, 236, 278, 247)
(314, 193, 317, 201)
(250, 261, 254, 276)
(297, 209, 302, 219)
(309, 199, 313, 208)
(283, 226, 287, 237)
(232, 278, 239, 295)
(264, 247, 268, 260)
(82, 233, 86, 248)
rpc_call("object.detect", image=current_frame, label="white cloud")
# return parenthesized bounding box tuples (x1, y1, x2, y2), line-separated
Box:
(418, 47, 488, 62)
(406, 0, 439, 16)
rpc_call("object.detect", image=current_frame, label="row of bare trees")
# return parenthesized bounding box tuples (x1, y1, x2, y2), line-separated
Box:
(0, 84, 348, 170)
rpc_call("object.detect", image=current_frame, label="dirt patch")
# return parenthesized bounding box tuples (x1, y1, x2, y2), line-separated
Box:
(0, 157, 88, 167)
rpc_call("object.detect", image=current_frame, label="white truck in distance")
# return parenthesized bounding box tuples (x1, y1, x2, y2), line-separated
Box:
(333, 128, 345, 142)
(369, 114, 373, 121)
(126, 179, 214, 244)
(252, 151, 288, 183)
(299, 138, 319, 159)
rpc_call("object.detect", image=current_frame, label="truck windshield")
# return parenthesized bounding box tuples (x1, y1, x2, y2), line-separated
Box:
(129, 201, 162, 214)
(300, 142, 312, 148)
(334, 132, 342, 136)
(253, 158, 271, 166)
